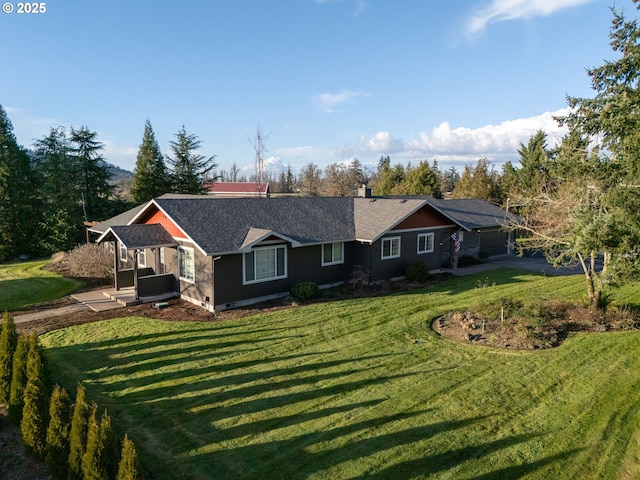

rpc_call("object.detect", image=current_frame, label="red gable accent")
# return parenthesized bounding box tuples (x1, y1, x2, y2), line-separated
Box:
(392, 205, 452, 230)
(138, 206, 187, 239)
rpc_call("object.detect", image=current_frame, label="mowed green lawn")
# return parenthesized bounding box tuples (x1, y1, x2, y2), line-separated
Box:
(41, 269, 640, 479)
(0, 260, 84, 311)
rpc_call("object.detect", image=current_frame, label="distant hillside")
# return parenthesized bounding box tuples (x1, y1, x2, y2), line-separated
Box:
(106, 162, 133, 184)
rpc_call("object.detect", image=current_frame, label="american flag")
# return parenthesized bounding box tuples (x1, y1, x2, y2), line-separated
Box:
(451, 232, 461, 252)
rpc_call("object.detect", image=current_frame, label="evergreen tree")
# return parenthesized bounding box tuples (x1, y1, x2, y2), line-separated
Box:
(373, 156, 406, 195)
(131, 120, 169, 203)
(45, 385, 72, 480)
(166, 126, 217, 194)
(0, 311, 18, 403)
(82, 403, 102, 480)
(0, 104, 39, 260)
(8, 334, 28, 422)
(82, 405, 118, 480)
(69, 126, 113, 221)
(68, 383, 90, 480)
(33, 127, 83, 253)
(516, 130, 553, 196)
(561, 0, 640, 181)
(451, 158, 502, 204)
(116, 434, 143, 480)
(20, 335, 49, 458)
(402, 161, 442, 197)
(101, 409, 120, 480)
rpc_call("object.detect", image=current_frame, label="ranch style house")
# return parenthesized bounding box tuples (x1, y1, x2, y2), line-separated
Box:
(91, 189, 515, 312)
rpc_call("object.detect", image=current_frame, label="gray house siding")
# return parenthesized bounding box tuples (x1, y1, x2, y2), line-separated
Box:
(179, 245, 214, 309)
(367, 230, 446, 280)
(212, 242, 354, 309)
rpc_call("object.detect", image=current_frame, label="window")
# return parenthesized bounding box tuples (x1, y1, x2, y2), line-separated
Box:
(137, 249, 146, 267)
(381, 237, 401, 259)
(417, 233, 434, 254)
(119, 244, 128, 262)
(178, 246, 195, 283)
(244, 245, 287, 284)
(322, 242, 344, 266)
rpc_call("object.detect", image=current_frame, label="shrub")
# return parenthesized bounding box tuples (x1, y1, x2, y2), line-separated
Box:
(60, 243, 113, 279)
(291, 282, 321, 302)
(0, 311, 18, 403)
(45, 385, 72, 480)
(20, 335, 50, 458)
(81, 403, 102, 480)
(68, 384, 90, 480)
(406, 261, 428, 283)
(8, 335, 29, 422)
(350, 266, 370, 291)
(117, 434, 143, 480)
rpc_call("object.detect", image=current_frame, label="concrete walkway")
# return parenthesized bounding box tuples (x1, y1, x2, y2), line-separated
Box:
(13, 290, 124, 324)
(442, 254, 583, 277)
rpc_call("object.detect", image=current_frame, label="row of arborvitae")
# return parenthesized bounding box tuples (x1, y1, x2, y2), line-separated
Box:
(0, 312, 144, 479)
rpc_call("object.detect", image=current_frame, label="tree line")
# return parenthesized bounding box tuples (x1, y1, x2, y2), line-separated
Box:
(0, 112, 217, 262)
(0, 312, 144, 479)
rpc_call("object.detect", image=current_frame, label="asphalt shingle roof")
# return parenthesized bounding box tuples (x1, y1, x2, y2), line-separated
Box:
(95, 194, 512, 255)
(154, 195, 356, 255)
(99, 224, 178, 249)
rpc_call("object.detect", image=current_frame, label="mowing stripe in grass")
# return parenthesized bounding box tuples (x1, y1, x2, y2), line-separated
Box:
(41, 270, 640, 479)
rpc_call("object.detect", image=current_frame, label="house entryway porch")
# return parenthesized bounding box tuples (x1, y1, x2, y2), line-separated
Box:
(96, 224, 180, 302)
(101, 287, 179, 307)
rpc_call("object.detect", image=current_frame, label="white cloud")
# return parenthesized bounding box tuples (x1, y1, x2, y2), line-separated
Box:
(466, 0, 593, 36)
(348, 109, 569, 167)
(314, 89, 369, 113)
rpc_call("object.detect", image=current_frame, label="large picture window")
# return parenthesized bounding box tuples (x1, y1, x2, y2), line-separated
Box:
(381, 237, 401, 260)
(417, 233, 434, 254)
(178, 246, 195, 283)
(322, 242, 344, 266)
(244, 245, 287, 284)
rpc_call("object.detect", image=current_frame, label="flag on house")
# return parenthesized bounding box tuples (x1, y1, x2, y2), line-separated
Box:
(451, 231, 461, 252)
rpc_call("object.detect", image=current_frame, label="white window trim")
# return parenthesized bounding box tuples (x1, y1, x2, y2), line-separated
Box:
(381, 236, 401, 260)
(178, 245, 195, 283)
(119, 244, 128, 262)
(417, 233, 435, 254)
(322, 242, 344, 266)
(137, 249, 146, 267)
(243, 244, 287, 285)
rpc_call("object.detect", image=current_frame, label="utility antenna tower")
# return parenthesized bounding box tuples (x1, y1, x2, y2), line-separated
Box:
(251, 123, 270, 197)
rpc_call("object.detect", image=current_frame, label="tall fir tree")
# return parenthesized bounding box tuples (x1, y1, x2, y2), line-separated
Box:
(116, 434, 143, 480)
(20, 335, 49, 458)
(69, 126, 113, 221)
(68, 383, 91, 480)
(166, 126, 217, 194)
(33, 127, 84, 253)
(45, 385, 72, 480)
(0, 311, 18, 403)
(131, 120, 169, 203)
(0, 104, 39, 260)
(8, 334, 28, 422)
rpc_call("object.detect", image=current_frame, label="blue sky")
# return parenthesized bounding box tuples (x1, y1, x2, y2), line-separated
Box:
(0, 0, 623, 176)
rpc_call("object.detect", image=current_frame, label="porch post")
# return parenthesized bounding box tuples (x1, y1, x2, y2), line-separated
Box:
(133, 250, 139, 300)
(114, 242, 120, 291)
(154, 247, 161, 275)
